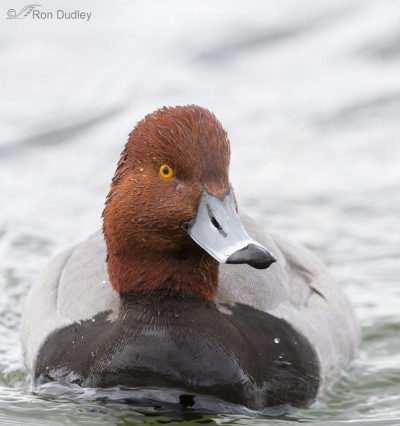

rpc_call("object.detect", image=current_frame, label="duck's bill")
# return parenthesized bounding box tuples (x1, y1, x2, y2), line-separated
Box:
(184, 188, 277, 269)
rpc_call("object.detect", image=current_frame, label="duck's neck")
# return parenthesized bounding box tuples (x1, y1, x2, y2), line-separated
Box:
(106, 249, 219, 300)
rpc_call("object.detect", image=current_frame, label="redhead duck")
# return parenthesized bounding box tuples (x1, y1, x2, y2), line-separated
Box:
(21, 105, 359, 410)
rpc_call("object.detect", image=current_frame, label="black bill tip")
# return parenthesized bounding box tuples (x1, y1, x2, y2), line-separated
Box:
(226, 243, 277, 269)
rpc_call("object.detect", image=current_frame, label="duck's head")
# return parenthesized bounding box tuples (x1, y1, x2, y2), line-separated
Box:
(103, 105, 276, 299)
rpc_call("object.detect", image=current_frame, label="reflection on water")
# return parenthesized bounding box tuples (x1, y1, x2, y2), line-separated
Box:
(1, 0, 400, 424)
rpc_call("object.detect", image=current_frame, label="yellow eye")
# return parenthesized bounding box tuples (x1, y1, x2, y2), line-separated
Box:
(159, 164, 174, 179)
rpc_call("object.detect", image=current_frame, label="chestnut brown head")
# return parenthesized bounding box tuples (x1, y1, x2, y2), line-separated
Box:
(103, 105, 230, 256)
(103, 105, 276, 297)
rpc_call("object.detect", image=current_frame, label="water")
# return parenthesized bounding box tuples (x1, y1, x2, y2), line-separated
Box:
(1, 0, 400, 424)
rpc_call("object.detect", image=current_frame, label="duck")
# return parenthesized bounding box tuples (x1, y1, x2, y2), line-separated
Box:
(21, 105, 359, 411)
